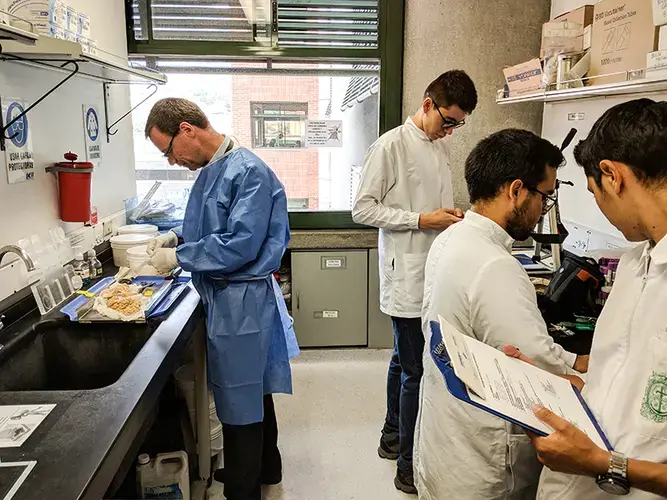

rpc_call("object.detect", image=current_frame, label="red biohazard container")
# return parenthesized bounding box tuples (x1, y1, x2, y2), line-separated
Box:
(46, 152, 94, 223)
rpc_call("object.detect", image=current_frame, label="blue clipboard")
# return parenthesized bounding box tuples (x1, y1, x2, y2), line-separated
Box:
(428, 320, 613, 451)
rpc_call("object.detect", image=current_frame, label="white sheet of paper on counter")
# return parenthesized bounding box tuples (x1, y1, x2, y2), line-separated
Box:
(0, 405, 56, 448)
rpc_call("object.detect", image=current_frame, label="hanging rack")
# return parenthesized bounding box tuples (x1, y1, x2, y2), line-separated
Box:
(103, 82, 158, 141)
(0, 44, 80, 151)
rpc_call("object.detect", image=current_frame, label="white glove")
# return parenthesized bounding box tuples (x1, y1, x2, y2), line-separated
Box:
(147, 231, 178, 256)
(149, 248, 179, 274)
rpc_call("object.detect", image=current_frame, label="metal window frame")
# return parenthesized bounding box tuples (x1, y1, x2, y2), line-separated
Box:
(126, 0, 405, 229)
(250, 100, 308, 149)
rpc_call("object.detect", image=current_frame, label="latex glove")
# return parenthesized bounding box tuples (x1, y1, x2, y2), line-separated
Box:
(149, 248, 179, 274)
(147, 231, 178, 256)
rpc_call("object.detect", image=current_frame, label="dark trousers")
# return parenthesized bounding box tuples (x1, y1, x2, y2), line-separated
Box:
(384, 317, 425, 473)
(222, 394, 281, 500)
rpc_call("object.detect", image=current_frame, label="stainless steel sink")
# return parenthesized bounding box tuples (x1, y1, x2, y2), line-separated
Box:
(0, 319, 155, 392)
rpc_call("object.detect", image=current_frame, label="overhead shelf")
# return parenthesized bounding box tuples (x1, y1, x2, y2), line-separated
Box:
(0, 36, 167, 84)
(0, 22, 39, 45)
(496, 74, 667, 105)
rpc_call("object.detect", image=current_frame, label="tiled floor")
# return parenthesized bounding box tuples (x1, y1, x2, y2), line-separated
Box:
(208, 349, 411, 500)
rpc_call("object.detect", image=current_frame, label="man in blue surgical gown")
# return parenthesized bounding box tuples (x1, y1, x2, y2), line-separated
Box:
(144, 98, 299, 500)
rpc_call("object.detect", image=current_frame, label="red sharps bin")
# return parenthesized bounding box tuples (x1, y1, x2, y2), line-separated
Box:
(46, 152, 94, 223)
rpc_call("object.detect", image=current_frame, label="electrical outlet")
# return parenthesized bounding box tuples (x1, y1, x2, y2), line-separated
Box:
(102, 220, 114, 238)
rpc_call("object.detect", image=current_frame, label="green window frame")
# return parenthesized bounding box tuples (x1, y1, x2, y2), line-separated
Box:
(126, 0, 405, 229)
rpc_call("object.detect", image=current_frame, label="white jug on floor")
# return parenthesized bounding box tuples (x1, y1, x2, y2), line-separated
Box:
(137, 451, 190, 500)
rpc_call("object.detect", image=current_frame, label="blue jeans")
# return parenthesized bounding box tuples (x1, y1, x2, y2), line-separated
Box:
(384, 316, 424, 473)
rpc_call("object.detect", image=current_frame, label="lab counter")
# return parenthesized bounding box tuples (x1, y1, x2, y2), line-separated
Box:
(0, 278, 205, 500)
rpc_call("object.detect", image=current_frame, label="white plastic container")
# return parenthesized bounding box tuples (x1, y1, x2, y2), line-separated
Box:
(127, 245, 150, 274)
(118, 224, 159, 236)
(175, 364, 222, 437)
(137, 452, 190, 500)
(110, 233, 154, 268)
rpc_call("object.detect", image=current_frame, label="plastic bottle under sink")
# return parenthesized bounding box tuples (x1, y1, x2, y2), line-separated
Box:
(136, 451, 190, 500)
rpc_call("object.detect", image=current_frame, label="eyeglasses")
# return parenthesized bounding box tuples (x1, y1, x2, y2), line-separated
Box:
(528, 187, 558, 215)
(426, 93, 465, 130)
(163, 129, 180, 158)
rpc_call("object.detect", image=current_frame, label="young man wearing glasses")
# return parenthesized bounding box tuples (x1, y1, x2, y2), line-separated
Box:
(414, 129, 588, 500)
(352, 70, 477, 494)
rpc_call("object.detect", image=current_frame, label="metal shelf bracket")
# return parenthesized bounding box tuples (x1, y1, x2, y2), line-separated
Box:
(0, 43, 79, 151)
(103, 82, 158, 142)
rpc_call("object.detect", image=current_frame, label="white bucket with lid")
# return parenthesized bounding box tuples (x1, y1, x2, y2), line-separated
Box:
(118, 224, 159, 237)
(127, 245, 151, 274)
(110, 233, 155, 268)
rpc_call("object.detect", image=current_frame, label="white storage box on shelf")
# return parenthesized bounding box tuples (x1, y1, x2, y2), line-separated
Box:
(110, 233, 154, 268)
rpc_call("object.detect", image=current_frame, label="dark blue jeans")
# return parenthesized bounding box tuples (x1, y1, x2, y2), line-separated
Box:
(385, 316, 424, 473)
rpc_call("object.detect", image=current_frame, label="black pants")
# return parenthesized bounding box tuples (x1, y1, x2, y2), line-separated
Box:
(222, 394, 282, 500)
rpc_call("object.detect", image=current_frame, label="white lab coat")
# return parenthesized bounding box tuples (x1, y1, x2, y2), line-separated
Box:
(538, 239, 667, 500)
(352, 117, 453, 318)
(414, 211, 577, 500)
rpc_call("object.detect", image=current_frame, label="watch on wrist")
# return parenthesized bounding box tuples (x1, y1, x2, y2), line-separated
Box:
(596, 450, 630, 496)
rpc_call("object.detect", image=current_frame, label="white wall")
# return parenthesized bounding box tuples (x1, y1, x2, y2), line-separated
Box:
(0, 0, 136, 248)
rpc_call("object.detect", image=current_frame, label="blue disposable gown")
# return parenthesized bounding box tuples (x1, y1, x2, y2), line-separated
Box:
(174, 139, 298, 425)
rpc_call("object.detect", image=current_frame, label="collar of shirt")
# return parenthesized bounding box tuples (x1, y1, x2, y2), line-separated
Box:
(207, 135, 233, 166)
(640, 234, 667, 267)
(405, 117, 431, 142)
(464, 210, 515, 252)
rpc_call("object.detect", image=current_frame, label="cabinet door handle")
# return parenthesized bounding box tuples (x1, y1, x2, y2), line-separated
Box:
(296, 292, 300, 310)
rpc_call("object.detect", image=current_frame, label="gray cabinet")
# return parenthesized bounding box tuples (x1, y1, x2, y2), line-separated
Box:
(367, 248, 394, 349)
(291, 250, 368, 347)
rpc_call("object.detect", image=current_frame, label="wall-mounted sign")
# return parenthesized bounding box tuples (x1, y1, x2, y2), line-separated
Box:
(2, 98, 35, 184)
(306, 120, 343, 147)
(82, 104, 102, 166)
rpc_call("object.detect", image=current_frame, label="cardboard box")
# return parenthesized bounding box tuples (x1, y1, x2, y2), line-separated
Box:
(653, 0, 667, 25)
(590, 0, 659, 85)
(503, 58, 545, 96)
(660, 24, 667, 49)
(647, 49, 667, 77)
(555, 4, 595, 26)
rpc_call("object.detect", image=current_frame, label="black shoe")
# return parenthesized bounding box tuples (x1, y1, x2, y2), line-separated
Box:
(377, 431, 400, 460)
(213, 468, 282, 486)
(394, 467, 417, 495)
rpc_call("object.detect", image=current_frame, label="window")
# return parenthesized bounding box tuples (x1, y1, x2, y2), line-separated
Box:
(251, 102, 308, 149)
(130, 63, 380, 212)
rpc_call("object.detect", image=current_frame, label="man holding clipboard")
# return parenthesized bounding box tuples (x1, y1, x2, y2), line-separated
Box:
(414, 129, 587, 500)
(511, 100, 667, 499)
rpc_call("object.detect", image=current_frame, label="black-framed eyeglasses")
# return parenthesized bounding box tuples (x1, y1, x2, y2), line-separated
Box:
(164, 129, 180, 158)
(528, 187, 557, 215)
(426, 93, 465, 130)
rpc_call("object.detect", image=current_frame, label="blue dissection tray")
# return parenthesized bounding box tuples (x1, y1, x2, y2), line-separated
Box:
(61, 275, 191, 322)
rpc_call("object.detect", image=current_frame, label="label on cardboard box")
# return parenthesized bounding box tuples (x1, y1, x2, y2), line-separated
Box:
(654, 0, 667, 25)
(647, 49, 667, 76)
(503, 58, 544, 96)
(590, 0, 659, 85)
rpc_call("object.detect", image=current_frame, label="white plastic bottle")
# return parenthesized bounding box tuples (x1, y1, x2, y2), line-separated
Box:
(136, 452, 190, 500)
(72, 250, 90, 287)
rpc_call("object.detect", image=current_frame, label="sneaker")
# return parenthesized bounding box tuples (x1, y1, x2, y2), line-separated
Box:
(394, 467, 418, 495)
(377, 431, 400, 460)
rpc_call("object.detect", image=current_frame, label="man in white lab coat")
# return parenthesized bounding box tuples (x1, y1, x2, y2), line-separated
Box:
(511, 99, 667, 499)
(352, 70, 478, 494)
(415, 129, 588, 500)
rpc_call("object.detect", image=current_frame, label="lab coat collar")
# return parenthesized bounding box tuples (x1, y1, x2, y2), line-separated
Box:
(464, 210, 515, 253)
(642, 235, 667, 266)
(405, 117, 431, 142)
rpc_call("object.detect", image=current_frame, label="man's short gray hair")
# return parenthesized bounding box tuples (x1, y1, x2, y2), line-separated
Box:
(144, 98, 210, 138)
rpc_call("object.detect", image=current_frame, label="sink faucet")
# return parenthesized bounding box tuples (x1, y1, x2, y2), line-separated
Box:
(0, 245, 36, 272)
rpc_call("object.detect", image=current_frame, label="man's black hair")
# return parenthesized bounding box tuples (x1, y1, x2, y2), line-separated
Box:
(465, 129, 564, 204)
(574, 98, 667, 187)
(424, 70, 478, 114)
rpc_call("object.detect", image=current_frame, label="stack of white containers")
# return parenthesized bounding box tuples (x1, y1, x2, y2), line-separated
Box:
(174, 364, 223, 459)
(5, 1, 97, 54)
(110, 224, 159, 268)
